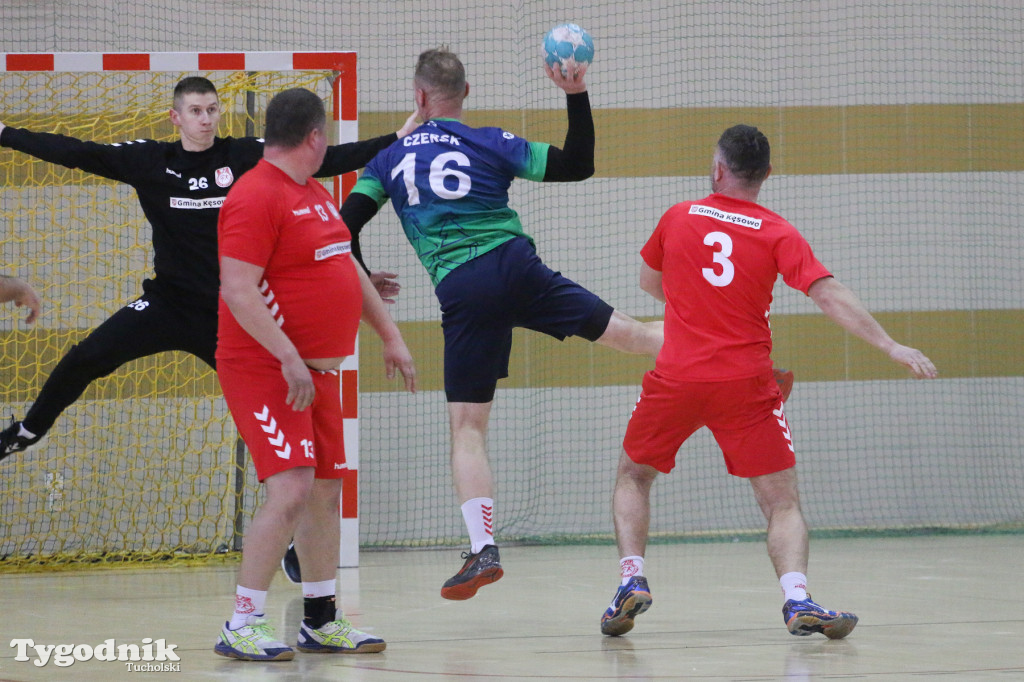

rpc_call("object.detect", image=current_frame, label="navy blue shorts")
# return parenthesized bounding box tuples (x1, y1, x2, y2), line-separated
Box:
(435, 236, 614, 403)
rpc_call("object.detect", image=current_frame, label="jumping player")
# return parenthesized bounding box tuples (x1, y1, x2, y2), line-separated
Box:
(213, 87, 416, 661)
(600, 124, 937, 639)
(337, 47, 663, 600)
(0, 76, 415, 459)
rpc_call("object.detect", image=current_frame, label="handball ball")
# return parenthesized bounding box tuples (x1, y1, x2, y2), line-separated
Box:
(543, 23, 594, 74)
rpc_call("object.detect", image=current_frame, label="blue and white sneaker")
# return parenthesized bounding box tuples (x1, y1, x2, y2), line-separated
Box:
(600, 576, 653, 636)
(296, 611, 386, 654)
(214, 615, 295, 661)
(783, 595, 858, 639)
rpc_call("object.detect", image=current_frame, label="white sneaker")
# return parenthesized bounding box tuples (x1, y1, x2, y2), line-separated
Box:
(296, 611, 386, 654)
(214, 615, 295, 661)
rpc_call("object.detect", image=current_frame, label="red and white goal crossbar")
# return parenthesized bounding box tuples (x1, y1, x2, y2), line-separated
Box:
(1, 51, 364, 568)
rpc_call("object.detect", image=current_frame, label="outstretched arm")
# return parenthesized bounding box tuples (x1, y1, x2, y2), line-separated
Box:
(355, 264, 416, 392)
(0, 274, 41, 324)
(808, 276, 937, 379)
(0, 120, 140, 182)
(316, 110, 417, 178)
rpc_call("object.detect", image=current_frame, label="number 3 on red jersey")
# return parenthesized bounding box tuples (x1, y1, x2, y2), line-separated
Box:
(702, 231, 734, 287)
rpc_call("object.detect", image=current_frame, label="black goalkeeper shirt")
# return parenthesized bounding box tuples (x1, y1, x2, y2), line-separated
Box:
(1, 127, 397, 312)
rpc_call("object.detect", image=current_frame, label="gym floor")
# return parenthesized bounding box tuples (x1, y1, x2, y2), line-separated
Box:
(2, 534, 1022, 681)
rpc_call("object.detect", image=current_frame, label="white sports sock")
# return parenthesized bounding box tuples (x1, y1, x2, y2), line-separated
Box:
(619, 555, 645, 586)
(461, 497, 495, 554)
(780, 572, 808, 602)
(302, 579, 336, 599)
(229, 585, 267, 629)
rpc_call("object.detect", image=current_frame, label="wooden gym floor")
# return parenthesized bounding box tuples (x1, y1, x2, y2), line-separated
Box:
(2, 534, 1022, 681)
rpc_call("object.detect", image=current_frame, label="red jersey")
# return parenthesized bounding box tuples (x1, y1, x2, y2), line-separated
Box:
(642, 193, 831, 381)
(216, 159, 362, 361)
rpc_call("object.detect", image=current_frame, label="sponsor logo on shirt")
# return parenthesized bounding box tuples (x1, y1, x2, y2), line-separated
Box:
(292, 207, 311, 216)
(689, 204, 762, 230)
(165, 168, 182, 178)
(315, 241, 352, 261)
(169, 197, 225, 209)
(214, 166, 234, 188)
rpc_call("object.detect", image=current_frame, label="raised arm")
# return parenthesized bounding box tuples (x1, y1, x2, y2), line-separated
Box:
(808, 276, 937, 379)
(542, 63, 594, 182)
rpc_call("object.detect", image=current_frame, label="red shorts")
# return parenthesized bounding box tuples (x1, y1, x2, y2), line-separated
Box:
(622, 369, 795, 478)
(218, 355, 346, 481)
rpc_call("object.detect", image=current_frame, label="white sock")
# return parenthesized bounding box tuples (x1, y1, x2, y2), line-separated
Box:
(302, 579, 336, 599)
(18, 424, 36, 439)
(229, 586, 267, 629)
(461, 497, 495, 554)
(780, 572, 808, 602)
(620, 555, 645, 586)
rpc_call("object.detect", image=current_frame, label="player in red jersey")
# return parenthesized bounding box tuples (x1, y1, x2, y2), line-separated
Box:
(212, 88, 415, 662)
(600, 124, 937, 640)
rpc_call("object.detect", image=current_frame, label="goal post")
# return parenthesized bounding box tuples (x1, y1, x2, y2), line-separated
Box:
(0, 51, 363, 570)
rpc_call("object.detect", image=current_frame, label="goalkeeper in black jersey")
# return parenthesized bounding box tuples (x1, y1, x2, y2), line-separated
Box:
(0, 76, 416, 459)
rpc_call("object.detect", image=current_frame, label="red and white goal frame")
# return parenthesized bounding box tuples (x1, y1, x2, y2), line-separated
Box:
(0, 51, 365, 568)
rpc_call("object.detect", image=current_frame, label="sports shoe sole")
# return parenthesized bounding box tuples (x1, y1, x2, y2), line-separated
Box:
(600, 591, 653, 636)
(439, 565, 504, 600)
(299, 638, 389, 655)
(213, 642, 295, 661)
(787, 612, 858, 639)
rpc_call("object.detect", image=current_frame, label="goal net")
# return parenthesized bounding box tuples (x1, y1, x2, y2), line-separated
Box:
(0, 52, 358, 569)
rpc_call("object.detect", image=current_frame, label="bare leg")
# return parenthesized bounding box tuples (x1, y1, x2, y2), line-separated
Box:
(448, 401, 495, 502)
(755, 467, 858, 639)
(596, 310, 663, 359)
(441, 401, 503, 600)
(292, 477, 344, 583)
(612, 449, 659, 558)
(237, 466, 316, 590)
(602, 449, 659, 636)
(749, 466, 808, 578)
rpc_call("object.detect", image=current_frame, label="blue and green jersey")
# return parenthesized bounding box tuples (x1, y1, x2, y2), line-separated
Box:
(353, 118, 550, 286)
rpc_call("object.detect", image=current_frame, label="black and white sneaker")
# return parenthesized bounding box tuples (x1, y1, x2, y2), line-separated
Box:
(281, 542, 302, 583)
(0, 417, 40, 463)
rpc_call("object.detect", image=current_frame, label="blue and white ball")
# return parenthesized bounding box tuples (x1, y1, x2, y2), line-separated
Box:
(543, 23, 594, 75)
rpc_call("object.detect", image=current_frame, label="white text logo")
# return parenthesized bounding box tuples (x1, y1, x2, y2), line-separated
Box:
(10, 638, 180, 668)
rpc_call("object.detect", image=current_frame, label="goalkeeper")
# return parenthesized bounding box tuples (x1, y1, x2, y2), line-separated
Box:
(0, 76, 416, 460)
